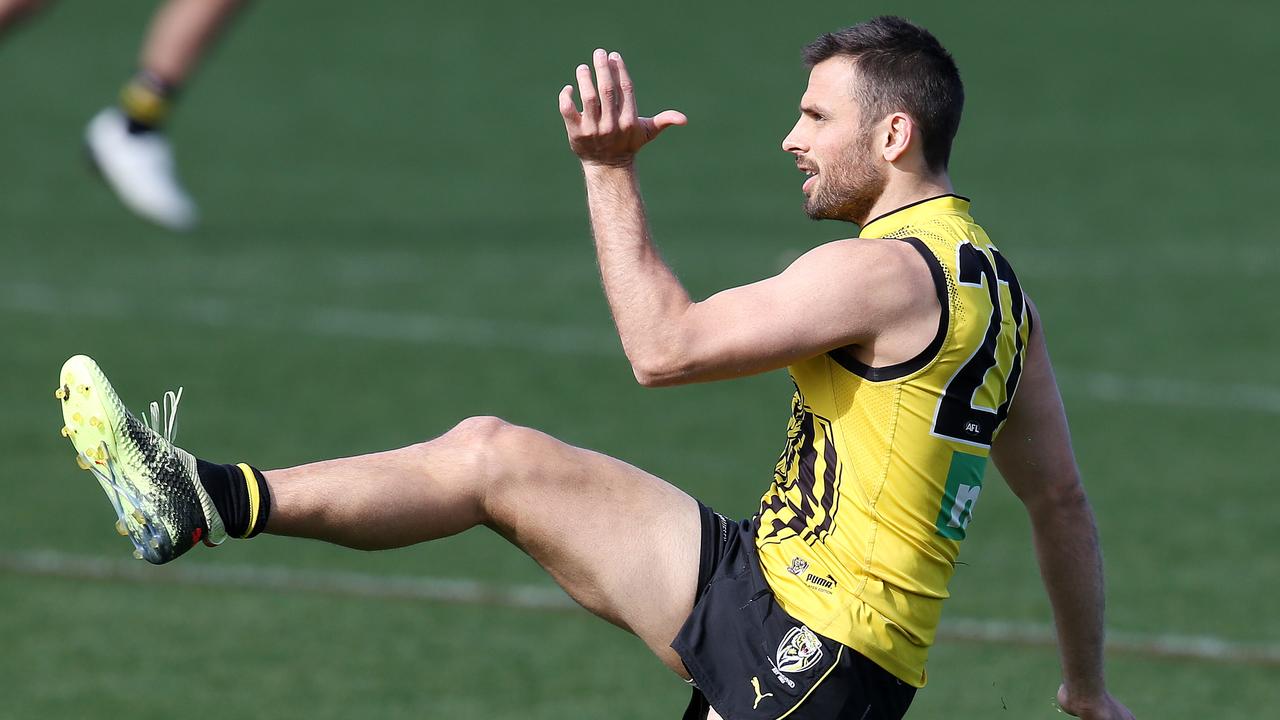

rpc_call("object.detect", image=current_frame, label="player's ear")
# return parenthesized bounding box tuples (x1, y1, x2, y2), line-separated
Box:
(882, 112, 913, 163)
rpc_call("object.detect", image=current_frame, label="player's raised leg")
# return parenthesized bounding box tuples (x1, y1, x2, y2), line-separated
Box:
(86, 0, 247, 231)
(57, 355, 703, 676)
(266, 417, 703, 670)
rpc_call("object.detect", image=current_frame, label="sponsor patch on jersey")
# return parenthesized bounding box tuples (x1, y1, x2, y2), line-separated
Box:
(804, 572, 837, 594)
(775, 625, 823, 674)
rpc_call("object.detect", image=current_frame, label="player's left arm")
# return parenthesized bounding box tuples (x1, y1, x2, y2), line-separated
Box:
(558, 49, 930, 386)
(991, 300, 1135, 720)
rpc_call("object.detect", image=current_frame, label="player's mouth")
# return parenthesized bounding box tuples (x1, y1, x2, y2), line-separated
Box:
(797, 163, 818, 193)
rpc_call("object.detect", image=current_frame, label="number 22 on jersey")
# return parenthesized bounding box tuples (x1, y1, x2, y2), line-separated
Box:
(932, 241, 1029, 539)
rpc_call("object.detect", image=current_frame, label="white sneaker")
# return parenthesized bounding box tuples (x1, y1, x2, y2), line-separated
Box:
(85, 108, 198, 232)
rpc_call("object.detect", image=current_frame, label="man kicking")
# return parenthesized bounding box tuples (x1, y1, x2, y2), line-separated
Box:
(55, 16, 1134, 720)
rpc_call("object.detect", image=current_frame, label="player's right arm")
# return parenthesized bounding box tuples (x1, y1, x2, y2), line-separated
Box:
(558, 49, 936, 388)
(991, 300, 1135, 720)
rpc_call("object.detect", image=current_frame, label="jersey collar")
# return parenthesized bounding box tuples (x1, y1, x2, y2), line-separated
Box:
(860, 194, 972, 238)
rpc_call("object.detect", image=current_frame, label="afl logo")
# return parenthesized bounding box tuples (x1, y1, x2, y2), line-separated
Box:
(775, 626, 823, 673)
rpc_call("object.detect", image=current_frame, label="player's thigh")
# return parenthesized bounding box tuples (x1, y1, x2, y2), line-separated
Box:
(478, 419, 702, 676)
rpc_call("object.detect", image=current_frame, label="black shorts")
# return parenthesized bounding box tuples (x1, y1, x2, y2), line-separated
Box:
(671, 503, 916, 720)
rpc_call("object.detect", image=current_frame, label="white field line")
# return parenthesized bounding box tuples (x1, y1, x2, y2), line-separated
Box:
(0, 281, 618, 357)
(3, 280, 1278, 414)
(1053, 369, 1280, 416)
(3, 549, 1278, 668)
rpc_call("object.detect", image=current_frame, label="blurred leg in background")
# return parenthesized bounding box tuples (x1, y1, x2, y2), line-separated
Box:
(1, 0, 247, 231)
(85, 0, 248, 231)
(0, 0, 47, 34)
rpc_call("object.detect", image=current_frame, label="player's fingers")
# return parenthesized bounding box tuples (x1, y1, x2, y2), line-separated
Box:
(650, 109, 688, 135)
(610, 52, 638, 126)
(592, 48, 617, 133)
(637, 110, 687, 143)
(558, 84, 581, 127)
(576, 62, 599, 130)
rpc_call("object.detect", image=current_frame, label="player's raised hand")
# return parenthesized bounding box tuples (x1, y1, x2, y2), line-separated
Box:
(558, 48, 687, 167)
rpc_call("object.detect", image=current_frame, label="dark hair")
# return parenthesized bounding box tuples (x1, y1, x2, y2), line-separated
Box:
(803, 16, 964, 172)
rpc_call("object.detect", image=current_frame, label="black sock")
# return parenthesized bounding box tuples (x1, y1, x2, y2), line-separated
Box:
(119, 70, 178, 135)
(195, 460, 272, 539)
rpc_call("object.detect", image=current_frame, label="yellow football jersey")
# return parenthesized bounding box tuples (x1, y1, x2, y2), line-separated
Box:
(755, 195, 1031, 687)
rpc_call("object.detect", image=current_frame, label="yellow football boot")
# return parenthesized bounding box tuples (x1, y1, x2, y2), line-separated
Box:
(56, 355, 226, 563)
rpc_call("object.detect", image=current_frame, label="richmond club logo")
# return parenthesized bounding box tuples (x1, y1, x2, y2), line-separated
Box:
(775, 625, 823, 674)
(786, 557, 809, 576)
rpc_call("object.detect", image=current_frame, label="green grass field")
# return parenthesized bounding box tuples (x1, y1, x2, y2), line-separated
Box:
(2, 1, 1276, 717)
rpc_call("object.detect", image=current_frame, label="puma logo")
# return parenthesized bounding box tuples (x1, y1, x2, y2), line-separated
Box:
(750, 676, 774, 709)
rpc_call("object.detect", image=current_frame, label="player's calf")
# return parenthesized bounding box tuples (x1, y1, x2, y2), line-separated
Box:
(259, 417, 506, 550)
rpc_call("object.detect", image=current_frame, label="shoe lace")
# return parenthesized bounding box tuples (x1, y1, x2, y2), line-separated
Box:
(142, 387, 183, 444)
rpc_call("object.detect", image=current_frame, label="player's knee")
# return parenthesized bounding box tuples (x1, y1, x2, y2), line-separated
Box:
(447, 415, 512, 444)
(437, 415, 533, 487)
(441, 415, 556, 504)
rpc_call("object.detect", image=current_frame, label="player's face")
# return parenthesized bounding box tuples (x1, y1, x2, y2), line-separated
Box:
(781, 58, 887, 225)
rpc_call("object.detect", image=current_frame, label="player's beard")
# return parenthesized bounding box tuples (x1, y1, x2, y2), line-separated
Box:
(804, 125, 887, 225)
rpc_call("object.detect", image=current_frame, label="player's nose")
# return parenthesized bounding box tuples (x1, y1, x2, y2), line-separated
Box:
(781, 119, 806, 153)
